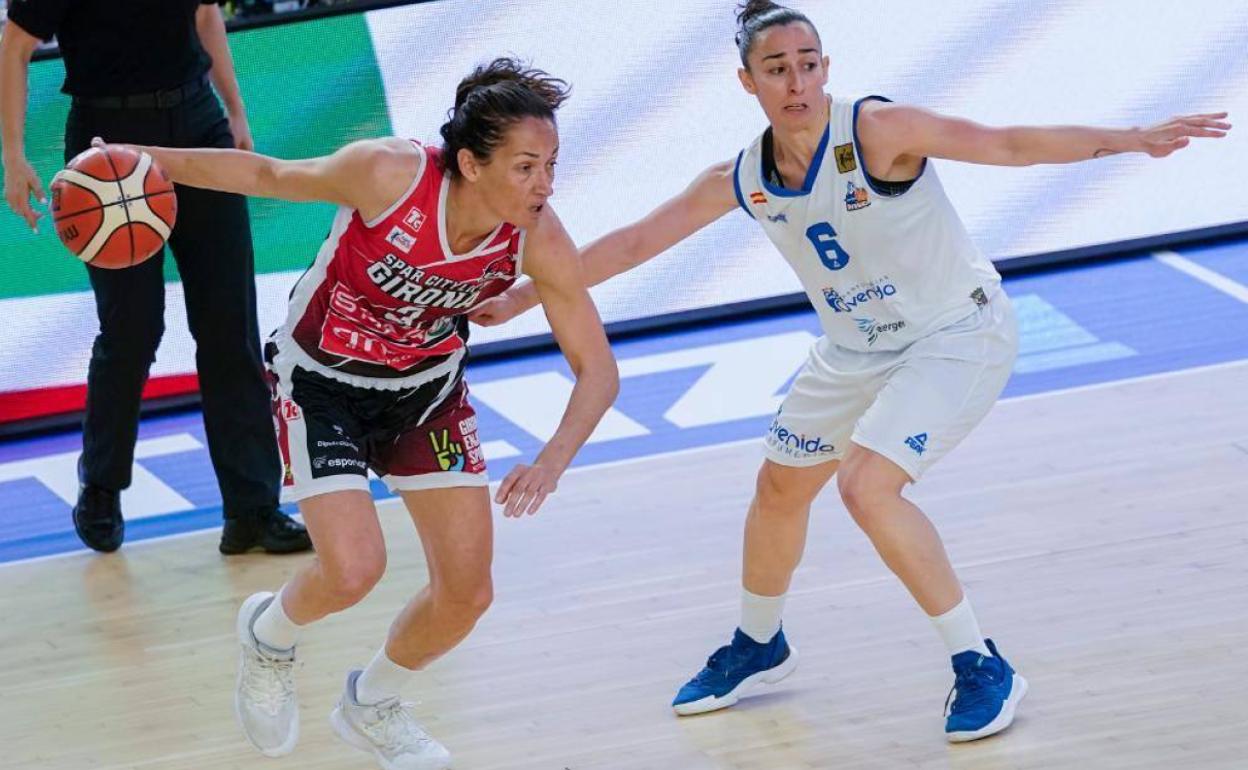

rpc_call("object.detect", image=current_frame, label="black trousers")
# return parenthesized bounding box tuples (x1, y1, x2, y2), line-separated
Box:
(65, 86, 279, 514)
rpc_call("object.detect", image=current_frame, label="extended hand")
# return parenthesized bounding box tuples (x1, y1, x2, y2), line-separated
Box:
(1135, 112, 1231, 158)
(494, 462, 560, 517)
(3, 154, 46, 232)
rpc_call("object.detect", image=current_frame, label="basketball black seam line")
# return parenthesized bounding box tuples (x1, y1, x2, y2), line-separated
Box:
(57, 190, 174, 221)
(100, 150, 134, 266)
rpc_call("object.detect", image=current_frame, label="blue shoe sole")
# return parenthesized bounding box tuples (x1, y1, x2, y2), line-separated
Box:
(672, 645, 799, 716)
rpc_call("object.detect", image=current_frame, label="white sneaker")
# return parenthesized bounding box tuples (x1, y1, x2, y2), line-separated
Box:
(330, 670, 452, 770)
(234, 591, 299, 757)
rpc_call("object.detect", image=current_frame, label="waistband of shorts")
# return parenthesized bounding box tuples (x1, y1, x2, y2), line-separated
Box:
(267, 333, 466, 393)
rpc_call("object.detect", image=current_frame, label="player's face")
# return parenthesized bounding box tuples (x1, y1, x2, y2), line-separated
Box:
(738, 23, 829, 130)
(480, 116, 559, 226)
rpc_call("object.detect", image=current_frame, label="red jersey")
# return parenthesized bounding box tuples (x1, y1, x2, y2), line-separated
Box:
(273, 142, 524, 389)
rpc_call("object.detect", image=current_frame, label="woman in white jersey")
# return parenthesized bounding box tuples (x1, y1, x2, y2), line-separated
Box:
(472, 2, 1229, 743)
(108, 59, 618, 768)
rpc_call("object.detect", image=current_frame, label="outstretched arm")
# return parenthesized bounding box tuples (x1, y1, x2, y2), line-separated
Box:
(106, 137, 416, 216)
(492, 206, 619, 517)
(859, 101, 1230, 170)
(471, 160, 739, 325)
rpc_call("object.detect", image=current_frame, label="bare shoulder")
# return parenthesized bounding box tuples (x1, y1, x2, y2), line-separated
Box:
(332, 138, 423, 211)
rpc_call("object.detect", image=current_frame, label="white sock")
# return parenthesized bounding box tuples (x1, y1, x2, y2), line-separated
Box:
(929, 593, 991, 656)
(355, 647, 417, 705)
(251, 585, 302, 652)
(740, 588, 786, 643)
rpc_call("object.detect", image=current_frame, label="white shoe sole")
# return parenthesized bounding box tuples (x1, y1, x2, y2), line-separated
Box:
(672, 645, 799, 716)
(330, 706, 453, 770)
(234, 591, 299, 758)
(946, 673, 1029, 743)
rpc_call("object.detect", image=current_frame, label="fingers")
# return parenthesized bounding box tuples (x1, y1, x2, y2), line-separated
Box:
(495, 465, 522, 505)
(495, 465, 555, 517)
(90, 136, 106, 149)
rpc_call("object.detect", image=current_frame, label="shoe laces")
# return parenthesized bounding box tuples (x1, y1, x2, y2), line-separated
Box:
(693, 643, 742, 684)
(946, 656, 1002, 714)
(241, 647, 296, 715)
(359, 698, 436, 753)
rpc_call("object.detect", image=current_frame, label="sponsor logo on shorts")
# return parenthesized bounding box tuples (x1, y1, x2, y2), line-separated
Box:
(386, 226, 416, 253)
(904, 433, 928, 455)
(822, 278, 897, 314)
(429, 429, 466, 472)
(970, 287, 989, 307)
(279, 399, 301, 421)
(316, 439, 357, 450)
(767, 417, 835, 457)
(766, 212, 788, 223)
(854, 316, 906, 346)
(311, 456, 367, 472)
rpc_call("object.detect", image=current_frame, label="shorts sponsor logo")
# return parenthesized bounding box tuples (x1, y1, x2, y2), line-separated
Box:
(279, 399, 302, 421)
(316, 439, 358, 450)
(386, 226, 416, 253)
(822, 278, 897, 313)
(429, 429, 466, 472)
(767, 417, 835, 457)
(312, 456, 367, 472)
(970, 287, 989, 307)
(766, 212, 788, 223)
(904, 433, 928, 455)
(854, 316, 906, 346)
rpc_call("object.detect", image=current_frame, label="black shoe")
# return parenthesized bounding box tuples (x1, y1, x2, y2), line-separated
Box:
(220, 506, 313, 555)
(72, 484, 125, 553)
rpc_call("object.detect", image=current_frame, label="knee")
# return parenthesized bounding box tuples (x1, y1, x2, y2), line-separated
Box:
(321, 553, 386, 609)
(434, 573, 493, 624)
(753, 465, 809, 519)
(836, 462, 897, 530)
(95, 319, 165, 365)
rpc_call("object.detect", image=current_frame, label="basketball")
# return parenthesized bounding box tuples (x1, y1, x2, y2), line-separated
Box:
(50, 144, 177, 269)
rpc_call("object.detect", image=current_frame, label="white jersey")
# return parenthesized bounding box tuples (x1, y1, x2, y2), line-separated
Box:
(733, 94, 1001, 352)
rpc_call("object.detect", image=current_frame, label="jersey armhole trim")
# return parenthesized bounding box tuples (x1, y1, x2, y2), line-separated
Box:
(362, 140, 427, 228)
(732, 150, 756, 220)
(851, 95, 928, 198)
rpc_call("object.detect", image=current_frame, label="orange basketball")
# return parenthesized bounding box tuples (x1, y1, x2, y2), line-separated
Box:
(50, 144, 177, 269)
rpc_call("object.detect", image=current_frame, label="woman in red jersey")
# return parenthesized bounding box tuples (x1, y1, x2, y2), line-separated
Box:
(105, 58, 617, 769)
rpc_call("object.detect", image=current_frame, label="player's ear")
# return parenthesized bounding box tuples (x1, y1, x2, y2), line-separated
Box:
(738, 66, 757, 96)
(457, 148, 482, 182)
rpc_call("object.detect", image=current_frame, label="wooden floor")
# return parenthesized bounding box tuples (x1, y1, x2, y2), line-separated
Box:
(3, 361, 1247, 770)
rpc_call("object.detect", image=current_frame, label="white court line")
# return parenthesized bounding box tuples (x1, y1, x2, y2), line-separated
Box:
(1154, 250, 1248, 304)
(3, 358, 1246, 570)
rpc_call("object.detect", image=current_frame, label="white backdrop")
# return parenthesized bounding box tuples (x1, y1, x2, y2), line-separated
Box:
(367, 0, 1248, 344)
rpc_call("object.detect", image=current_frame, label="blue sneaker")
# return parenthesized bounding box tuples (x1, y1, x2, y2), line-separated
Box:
(672, 628, 798, 715)
(944, 638, 1028, 742)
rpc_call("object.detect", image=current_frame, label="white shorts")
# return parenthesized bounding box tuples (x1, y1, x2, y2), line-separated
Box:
(764, 292, 1019, 480)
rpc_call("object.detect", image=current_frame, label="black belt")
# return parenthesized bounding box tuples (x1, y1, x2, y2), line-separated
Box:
(72, 75, 210, 110)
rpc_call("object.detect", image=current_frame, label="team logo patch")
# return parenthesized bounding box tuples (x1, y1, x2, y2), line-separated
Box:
(749, 190, 767, 205)
(429, 429, 465, 472)
(386, 226, 415, 253)
(834, 143, 857, 174)
(402, 206, 427, 233)
(845, 180, 871, 211)
(904, 433, 928, 455)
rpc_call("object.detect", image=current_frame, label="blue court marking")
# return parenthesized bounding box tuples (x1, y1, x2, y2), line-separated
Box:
(1, 242, 1246, 564)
